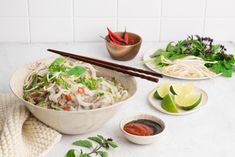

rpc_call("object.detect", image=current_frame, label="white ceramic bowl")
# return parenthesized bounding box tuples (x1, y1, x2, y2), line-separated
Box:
(120, 114, 165, 145)
(10, 58, 137, 135)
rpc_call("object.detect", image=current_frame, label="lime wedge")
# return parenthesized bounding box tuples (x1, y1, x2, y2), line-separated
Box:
(161, 94, 178, 113)
(175, 94, 202, 111)
(154, 82, 170, 99)
(170, 83, 193, 95)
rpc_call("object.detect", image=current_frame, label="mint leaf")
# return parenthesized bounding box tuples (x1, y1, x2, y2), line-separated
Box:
(67, 66, 86, 76)
(66, 149, 76, 157)
(97, 151, 108, 157)
(73, 140, 93, 148)
(106, 141, 118, 148)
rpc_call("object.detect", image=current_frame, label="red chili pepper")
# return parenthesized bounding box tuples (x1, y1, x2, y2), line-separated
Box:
(107, 27, 125, 44)
(77, 87, 85, 94)
(123, 28, 128, 45)
(108, 34, 121, 45)
(110, 41, 119, 46)
(65, 94, 72, 101)
(130, 39, 135, 45)
(63, 107, 70, 111)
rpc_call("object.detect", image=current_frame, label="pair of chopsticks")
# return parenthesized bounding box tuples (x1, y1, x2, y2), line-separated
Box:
(47, 49, 162, 82)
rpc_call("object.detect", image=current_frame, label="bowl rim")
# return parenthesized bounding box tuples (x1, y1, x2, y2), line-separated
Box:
(119, 114, 166, 139)
(10, 57, 137, 114)
(105, 31, 142, 47)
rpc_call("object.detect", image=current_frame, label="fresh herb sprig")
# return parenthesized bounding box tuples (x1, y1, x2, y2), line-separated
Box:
(151, 35, 235, 77)
(66, 135, 118, 157)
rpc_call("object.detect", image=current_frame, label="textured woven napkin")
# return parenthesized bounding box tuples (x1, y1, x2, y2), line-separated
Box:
(0, 94, 62, 157)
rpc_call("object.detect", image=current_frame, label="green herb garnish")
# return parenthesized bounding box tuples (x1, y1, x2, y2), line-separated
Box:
(51, 103, 63, 111)
(49, 57, 66, 72)
(67, 66, 86, 76)
(151, 35, 235, 77)
(98, 92, 104, 97)
(65, 135, 118, 157)
(77, 78, 98, 90)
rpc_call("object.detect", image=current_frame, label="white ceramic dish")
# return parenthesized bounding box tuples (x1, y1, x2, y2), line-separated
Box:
(143, 48, 220, 80)
(10, 57, 137, 134)
(120, 114, 165, 145)
(148, 86, 208, 116)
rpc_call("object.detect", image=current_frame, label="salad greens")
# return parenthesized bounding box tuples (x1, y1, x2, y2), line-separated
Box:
(151, 35, 235, 77)
(66, 135, 118, 157)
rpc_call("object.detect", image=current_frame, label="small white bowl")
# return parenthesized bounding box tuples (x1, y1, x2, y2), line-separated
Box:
(120, 114, 165, 145)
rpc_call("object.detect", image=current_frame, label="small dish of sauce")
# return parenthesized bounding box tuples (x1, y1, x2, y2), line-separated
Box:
(120, 114, 165, 145)
(124, 119, 163, 136)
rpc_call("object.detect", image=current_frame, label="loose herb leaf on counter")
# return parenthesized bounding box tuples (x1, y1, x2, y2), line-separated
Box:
(66, 149, 76, 157)
(65, 135, 118, 157)
(73, 140, 93, 148)
(150, 35, 235, 77)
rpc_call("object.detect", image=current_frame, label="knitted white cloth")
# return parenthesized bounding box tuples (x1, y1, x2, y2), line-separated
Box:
(0, 94, 62, 157)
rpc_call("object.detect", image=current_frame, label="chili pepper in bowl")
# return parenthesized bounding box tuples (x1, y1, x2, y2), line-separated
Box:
(107, 28, 126, 44)
(104, 28, 142, 61)
(123, 28, 129, 45)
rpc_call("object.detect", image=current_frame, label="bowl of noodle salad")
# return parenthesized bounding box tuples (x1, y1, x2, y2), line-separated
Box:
(10, 57, 137, 134)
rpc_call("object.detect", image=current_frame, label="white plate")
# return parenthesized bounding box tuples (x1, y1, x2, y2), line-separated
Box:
(143, 48, 220, 80)
(148, 86, 208, 116)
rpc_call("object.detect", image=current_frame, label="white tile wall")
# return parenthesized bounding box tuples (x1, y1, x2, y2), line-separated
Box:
(29, 0, 73, 17)
(74, 0, 116, 17)
(206, 0, 235, 17)
(205, 18, 235, 41)
(118, 19, 160, 41)
(74, 18, 116, 41)
(161, 18, 204, 41)
(118, 0, 161, 17)
(30, 18, 73, 42)
(0, 0, 234, 42)
(0, 0, 28, 17)
(0, 18, 29, 42)
(162, 0, 205, 17)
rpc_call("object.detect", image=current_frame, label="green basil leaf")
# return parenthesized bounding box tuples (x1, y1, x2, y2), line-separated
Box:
(88, 136, 103, 145)
(97, 151, 108, 157)
(73, 140, 93, 148)
(80, 154, 91, 157)
(67, 66, 86, 76)
(66, 149, 76, 157)
(106, 141, 118, 148)
(97, 135, 104, 140)
(222, 69, 233, 77)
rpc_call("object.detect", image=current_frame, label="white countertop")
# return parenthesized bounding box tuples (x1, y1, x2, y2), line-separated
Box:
(1, 42, 235, 157)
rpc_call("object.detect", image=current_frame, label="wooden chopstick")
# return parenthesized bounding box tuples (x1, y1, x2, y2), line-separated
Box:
(47, 49, 162, 83)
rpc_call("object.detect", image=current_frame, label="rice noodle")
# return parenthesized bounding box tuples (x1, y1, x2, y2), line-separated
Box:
(23, 57, 128, 111)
